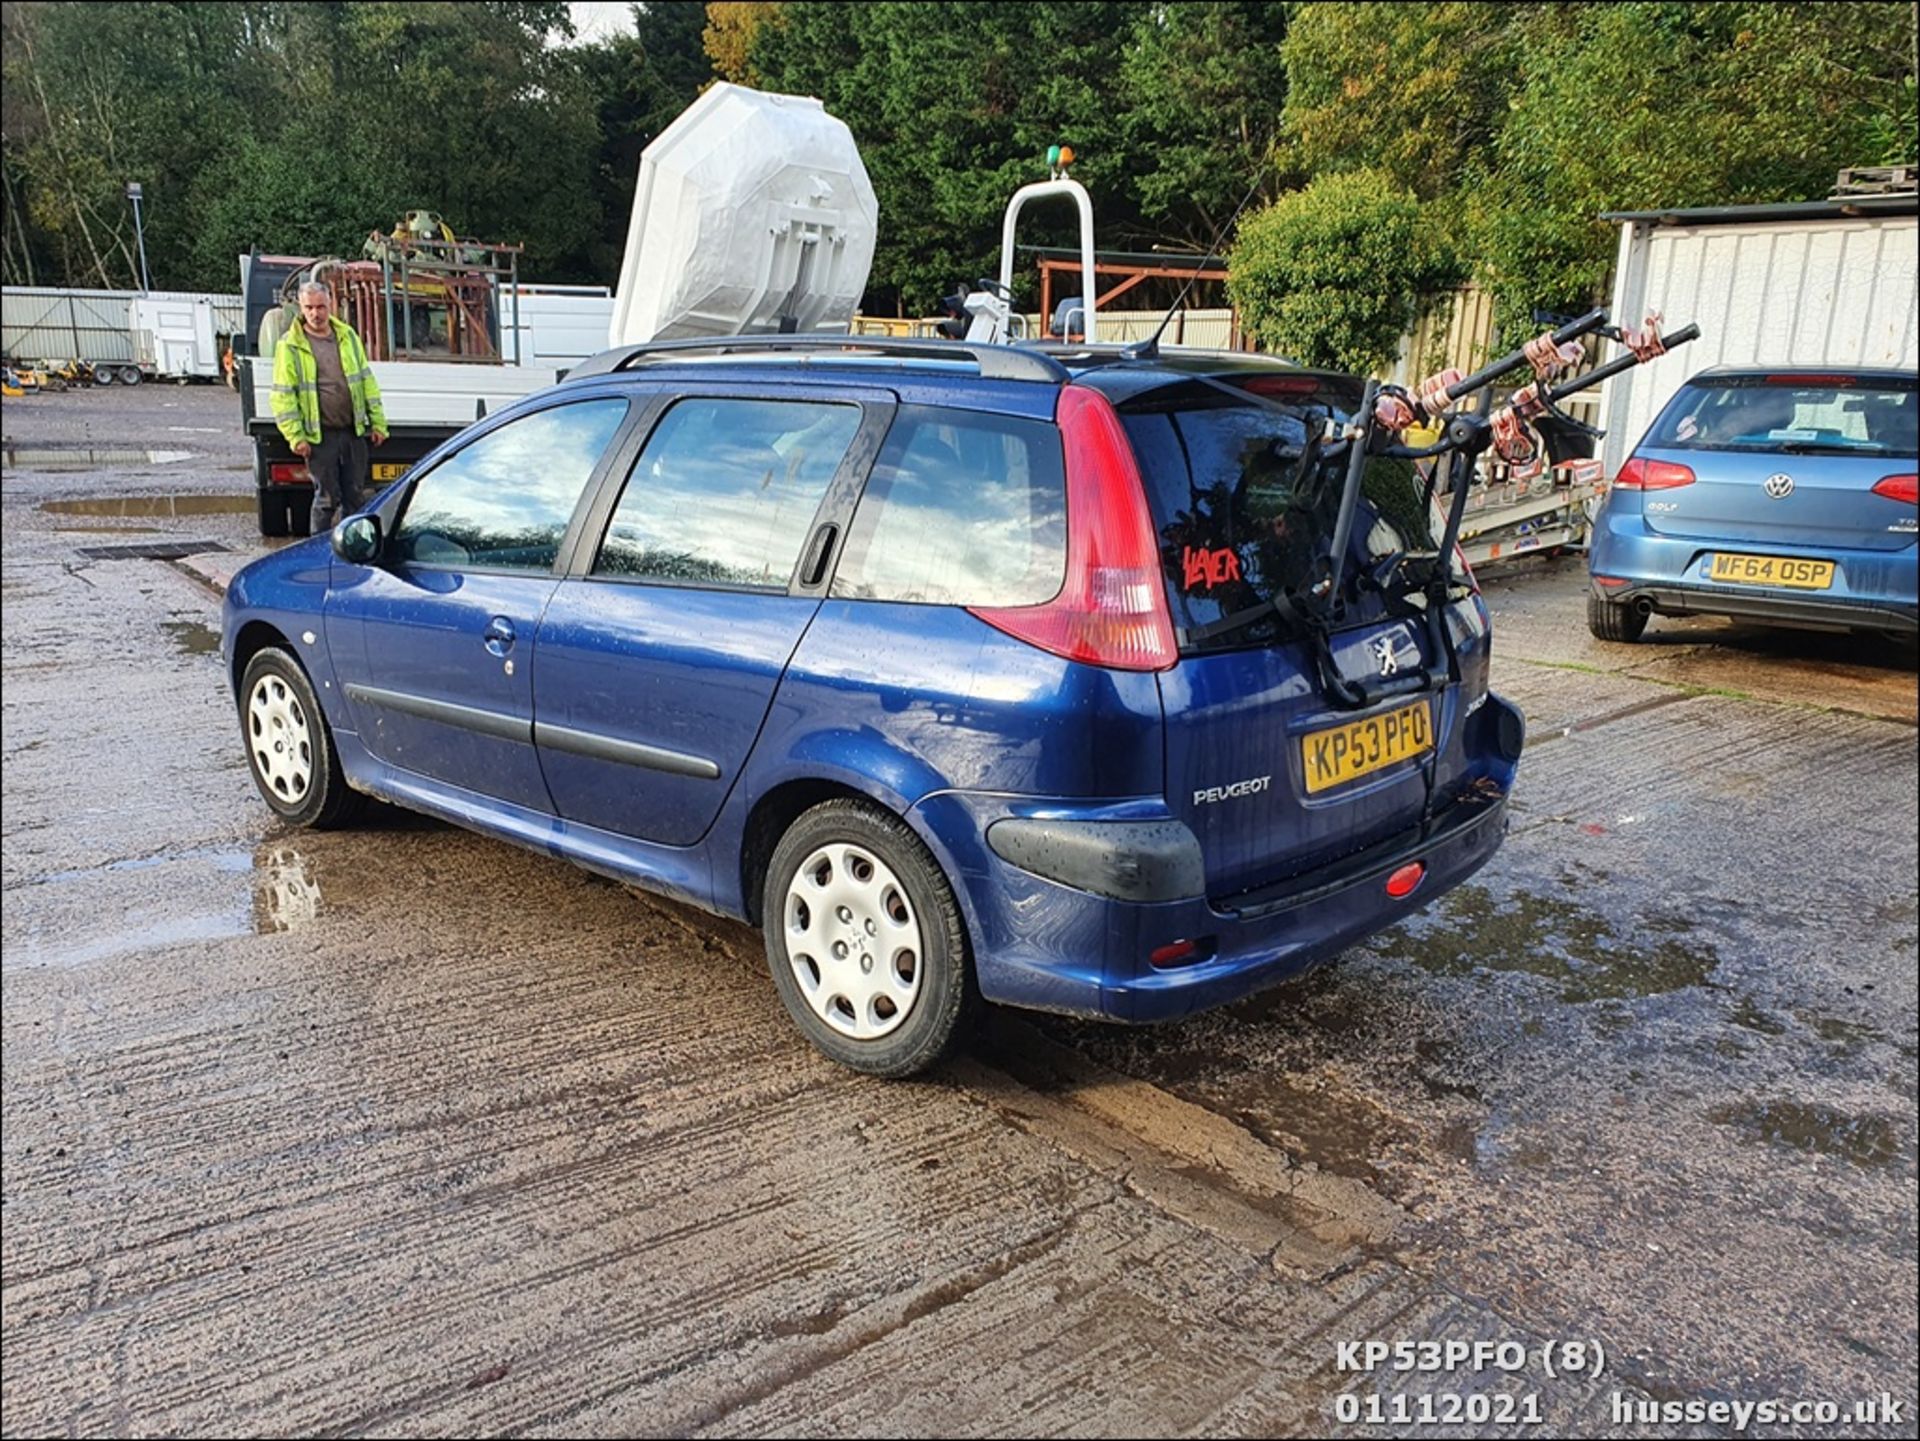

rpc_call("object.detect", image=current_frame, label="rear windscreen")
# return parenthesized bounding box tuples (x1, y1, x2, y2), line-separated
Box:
(1119, 378, 1447, 653)
(1648, 377, 1918, 456)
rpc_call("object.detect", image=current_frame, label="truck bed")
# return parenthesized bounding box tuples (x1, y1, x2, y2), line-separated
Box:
(240, 356, 570, 432)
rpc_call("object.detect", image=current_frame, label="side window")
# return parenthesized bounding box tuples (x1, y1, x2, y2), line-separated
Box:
(832, 406, 1065, 606)
(594, 398, 861, 588)
(393, 399, 629, 571)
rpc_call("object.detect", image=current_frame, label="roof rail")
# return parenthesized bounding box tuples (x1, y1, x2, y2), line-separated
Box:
(1020, 340, 1302, 368)
(565, 334, 1072, 384)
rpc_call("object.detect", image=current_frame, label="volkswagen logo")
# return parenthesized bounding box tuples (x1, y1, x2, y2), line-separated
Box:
(1763, 472, 1795, 499)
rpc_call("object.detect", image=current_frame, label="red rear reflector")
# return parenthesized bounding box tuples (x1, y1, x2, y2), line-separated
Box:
(1593, 575, 1630, 589)
(268, 462, 308, 485)
(968, 385, 1178, 672)
(1385, 862, 1426, 899)
(1872, 474, 1918, 504)
(1614, 457, 1695, 490)
(1149, 937, 1215, 969)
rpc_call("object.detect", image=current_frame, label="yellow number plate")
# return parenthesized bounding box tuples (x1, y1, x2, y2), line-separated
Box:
(1302, 700, 1433, 796)
(371, 462, 410, 482)
(1707, 553, 1833, 589)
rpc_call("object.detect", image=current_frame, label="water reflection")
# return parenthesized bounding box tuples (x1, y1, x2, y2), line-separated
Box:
(254, 843, 323, 934)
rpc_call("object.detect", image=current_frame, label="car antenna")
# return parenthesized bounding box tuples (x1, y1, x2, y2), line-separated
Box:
(1121, 141, 1275, 362)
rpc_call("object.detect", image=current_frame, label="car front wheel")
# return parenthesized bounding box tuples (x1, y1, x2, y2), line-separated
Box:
(239, 648, 363, 828)
(763, 799, 974, 1077)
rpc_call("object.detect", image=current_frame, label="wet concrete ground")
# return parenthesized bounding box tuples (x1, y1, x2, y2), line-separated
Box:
(3, 385, 1915, 1437)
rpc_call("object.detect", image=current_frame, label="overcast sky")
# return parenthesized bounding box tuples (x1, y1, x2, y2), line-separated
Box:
(566, 2, 638, 45)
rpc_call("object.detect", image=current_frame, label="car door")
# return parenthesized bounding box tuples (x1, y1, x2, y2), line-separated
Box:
(532, 386, 891, 845)
(325, 394, 636, 813)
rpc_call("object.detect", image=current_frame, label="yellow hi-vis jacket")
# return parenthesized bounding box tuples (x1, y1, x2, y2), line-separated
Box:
(271, 317, 386, 447)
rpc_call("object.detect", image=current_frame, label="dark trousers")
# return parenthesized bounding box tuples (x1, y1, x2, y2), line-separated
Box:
(309, 430, 368, 533)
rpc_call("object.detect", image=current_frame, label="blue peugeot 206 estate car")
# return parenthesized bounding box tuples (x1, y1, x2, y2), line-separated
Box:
(223, 337, 1525, 1076)
(1589, 366, 1918, 643)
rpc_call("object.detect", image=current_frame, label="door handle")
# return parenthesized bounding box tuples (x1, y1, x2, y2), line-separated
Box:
(484, 615, 516, 656)
(801, 522, 839, 588)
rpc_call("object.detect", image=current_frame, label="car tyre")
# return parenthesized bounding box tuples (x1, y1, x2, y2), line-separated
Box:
(763, 799, 974, 1077)
(1587, 589, 1648, 643)
(239, 648, 363, 829)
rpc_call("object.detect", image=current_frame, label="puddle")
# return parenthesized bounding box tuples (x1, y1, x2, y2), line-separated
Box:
(8, 447, 196, 470)
(1377, 884, 1716, 1002)
(1728, 997, 1788, 1035)
(6, 843, 324, 969)
(39, 494, 251, 517)
(1707, 1099, 1903, 1169)
(162, 619, 222, 657)
(1209, 1070, 1406, 1185)
(1797, 1013, 1883, 1057)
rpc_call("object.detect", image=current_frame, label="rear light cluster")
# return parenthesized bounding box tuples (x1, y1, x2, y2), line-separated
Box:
(1872, 474, 1918, 505)
(968, 384, 1178, 672)
(267, 462, 310, 486)
(1613, 457, 1695, 490)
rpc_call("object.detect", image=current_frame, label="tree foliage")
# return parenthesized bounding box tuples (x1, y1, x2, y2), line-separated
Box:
(2, 0, 1911, 346)
(1278, 1, 1916, 329)
(1228, 169, 1456, 373)
(4, 1, 613, 291)
(1471, 2, 1920, 321)
(703, 1, 780, 83)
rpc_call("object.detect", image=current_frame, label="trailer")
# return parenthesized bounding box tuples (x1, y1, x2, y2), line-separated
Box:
(129, 294, 222, 382)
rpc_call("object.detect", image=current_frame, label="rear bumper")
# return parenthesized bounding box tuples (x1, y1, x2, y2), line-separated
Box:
(911, 696, 1520, 1024)
(1589, 505, 1918, 631)
(1596, 580, 1918, 633)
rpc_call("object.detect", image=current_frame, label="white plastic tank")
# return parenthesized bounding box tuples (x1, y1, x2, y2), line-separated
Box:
(609, 83, 878, 345)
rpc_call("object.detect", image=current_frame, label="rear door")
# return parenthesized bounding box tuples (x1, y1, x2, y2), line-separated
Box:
(1636, 374, 1918, 553)
(1114, 377, 1486, 901)
(531, 386, 889, 846)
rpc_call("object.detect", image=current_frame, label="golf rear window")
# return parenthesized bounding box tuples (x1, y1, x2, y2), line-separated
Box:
(1650, 377, 1918, 455)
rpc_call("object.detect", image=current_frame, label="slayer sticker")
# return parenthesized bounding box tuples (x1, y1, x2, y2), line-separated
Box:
(1182, 545, 1242, 591)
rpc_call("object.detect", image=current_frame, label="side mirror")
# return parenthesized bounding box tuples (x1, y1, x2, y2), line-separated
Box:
(332, 514, 383, 565)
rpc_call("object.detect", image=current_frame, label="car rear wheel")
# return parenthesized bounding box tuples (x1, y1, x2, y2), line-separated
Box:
(763, 799, 973, 1077)
(1587, 590, 1649, 643)
(240, 648, 363, 828)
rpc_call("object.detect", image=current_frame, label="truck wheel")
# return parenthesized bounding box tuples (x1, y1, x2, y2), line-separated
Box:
(256, 488, 291, 538)
(92, 366, 113, 387)
(118, 365, 142, 385)
(1587, 590, 1649, 643)
(762, 799, 975, 1078)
